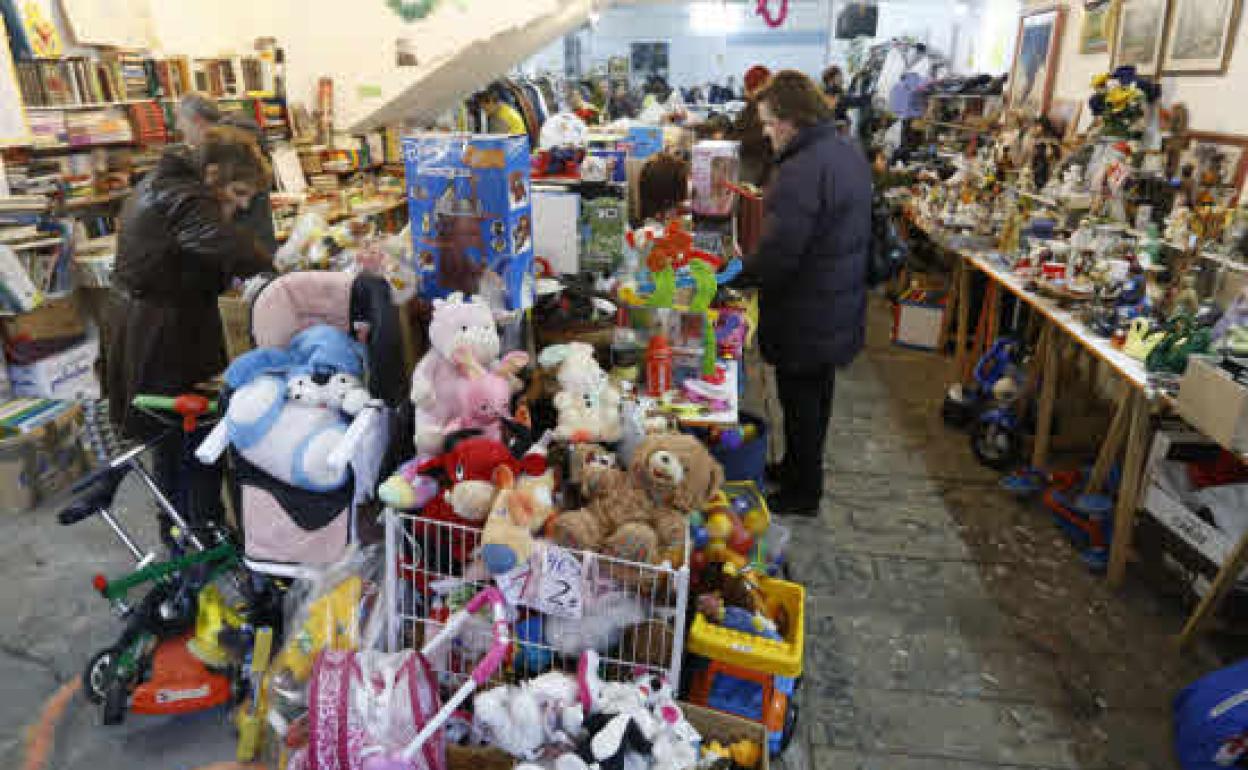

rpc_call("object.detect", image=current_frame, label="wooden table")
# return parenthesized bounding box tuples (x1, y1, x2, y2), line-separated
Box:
(899, 202, 1248, 648)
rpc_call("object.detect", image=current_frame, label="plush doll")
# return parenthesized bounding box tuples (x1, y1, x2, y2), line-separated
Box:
(479, 464, 557, 576)
(443, 348, 529, 444)
(410, 292, 527, 454)
(539, 342, 622, 444)
(199, 325, 373, 492)
(544, 590, 644, 656)
(551, 434, 724, 565)
(472, 672, 583, 761)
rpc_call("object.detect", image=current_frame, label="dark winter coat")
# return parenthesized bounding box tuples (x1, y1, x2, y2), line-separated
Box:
(740, 121, 872, 368)
(106, 146, 272, 437)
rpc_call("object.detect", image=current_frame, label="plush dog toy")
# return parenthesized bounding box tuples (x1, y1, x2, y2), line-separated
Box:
(551, 433, 724, 565)
(479, 464, 557, 576)
(410, 292, 527, 454)
(198, 325, 372, 492)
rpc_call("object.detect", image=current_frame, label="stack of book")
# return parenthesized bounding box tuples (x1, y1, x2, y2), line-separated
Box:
(15, 58, 124, 107)
(64, 108, 134, 146)
(0, 397, 78, 437)
(27, 112, 67, 147)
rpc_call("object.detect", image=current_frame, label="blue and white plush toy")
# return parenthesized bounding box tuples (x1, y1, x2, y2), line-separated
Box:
(197, 325, 372, 492)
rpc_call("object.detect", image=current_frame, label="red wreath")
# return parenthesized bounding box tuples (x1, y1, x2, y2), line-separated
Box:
(756, 0, 788, 27)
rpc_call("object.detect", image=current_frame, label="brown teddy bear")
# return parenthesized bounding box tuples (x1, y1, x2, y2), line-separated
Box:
(550, 433, 724, 565)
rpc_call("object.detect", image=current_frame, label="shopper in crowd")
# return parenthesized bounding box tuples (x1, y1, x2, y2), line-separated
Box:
(177, 93, 277, 253)
(478, 87, 528, 136)
(735, 70, 872, 516)
(107, 126, 274, 538)
(733, 65, 774, 188)
(638, 152, 690, 225)
(608, 83, 640, 121)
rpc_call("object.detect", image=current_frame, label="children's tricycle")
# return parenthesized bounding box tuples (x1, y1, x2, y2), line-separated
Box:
(59, 394, 278, 724)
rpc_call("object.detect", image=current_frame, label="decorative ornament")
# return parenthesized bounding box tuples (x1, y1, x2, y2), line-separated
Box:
(755, 0, 788, 27)
(387, 0, 438, 22)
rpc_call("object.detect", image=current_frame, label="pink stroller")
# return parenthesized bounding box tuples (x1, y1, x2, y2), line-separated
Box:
(200, 271, 407, 577)
(289, 586, 511, 770)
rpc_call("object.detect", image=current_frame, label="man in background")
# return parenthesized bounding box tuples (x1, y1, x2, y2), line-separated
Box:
(176, 93, 277, 254)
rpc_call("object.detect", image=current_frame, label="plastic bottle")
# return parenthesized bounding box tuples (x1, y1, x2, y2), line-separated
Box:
(645, 334, 672, 397)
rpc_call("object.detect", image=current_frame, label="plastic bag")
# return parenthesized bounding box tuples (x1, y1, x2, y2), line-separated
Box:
(267, 545, 385, 744)
(275, 213, 331, 272)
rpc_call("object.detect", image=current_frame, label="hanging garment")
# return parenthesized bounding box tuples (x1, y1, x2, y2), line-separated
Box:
(889, 72, 930, 119)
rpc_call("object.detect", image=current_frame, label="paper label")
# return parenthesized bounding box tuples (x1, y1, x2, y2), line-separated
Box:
(536, 544, 584, 619)
(493, 561, 533, 607)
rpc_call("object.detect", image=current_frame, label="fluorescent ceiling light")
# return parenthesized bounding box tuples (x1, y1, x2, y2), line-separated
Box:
(689, 1, 744, 34)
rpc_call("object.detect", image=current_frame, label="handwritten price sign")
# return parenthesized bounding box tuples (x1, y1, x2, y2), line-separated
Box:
(537, 545, 584, 619)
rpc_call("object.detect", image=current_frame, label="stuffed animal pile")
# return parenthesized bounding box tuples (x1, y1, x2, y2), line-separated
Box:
(470, 651, 702, 770)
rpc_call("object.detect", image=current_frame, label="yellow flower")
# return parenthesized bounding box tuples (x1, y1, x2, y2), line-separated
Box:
(1107, 88, 1132, 108)
(1092, 73, 1110, 88)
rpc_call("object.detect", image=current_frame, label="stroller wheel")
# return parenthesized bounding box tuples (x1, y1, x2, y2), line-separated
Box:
(971, 421, 1020, 471)
(102, 681, 128, 725)
(83, 648, 118, 705)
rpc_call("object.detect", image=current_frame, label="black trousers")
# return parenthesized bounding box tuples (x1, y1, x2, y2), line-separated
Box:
(775, 363, 836, 502)
(151, 426, 225, 542)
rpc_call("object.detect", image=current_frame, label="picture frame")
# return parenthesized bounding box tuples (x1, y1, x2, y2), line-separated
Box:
(1176, 131, 1248, 207)
(1008, 6, 1067, 119)
(1112, 0, 1172, 75)
(1162, 0, 1243, 75)
(1081, 1, 1114, 54)
(1046, 98, 1083, 142)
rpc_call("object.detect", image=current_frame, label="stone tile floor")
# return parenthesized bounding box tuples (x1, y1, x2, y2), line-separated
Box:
(0, 298, 1226, 768)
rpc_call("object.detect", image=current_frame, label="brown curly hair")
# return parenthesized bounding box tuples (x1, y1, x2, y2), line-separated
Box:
(195, 125, 272, 189)
(639, 152, 689, 222)
(756, 69, 833, 129)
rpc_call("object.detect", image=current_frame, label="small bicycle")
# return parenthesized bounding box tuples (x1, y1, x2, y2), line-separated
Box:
(59, 393, 280, 725)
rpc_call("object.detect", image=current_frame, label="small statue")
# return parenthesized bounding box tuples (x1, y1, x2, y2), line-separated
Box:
(1173, 273, 1200, 317)
(1060, 165, 1085, 199)
(1165, 200, 1192, 245)
(1018, 166, 1036, 195)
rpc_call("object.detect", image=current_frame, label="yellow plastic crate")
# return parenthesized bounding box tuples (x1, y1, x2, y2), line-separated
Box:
(687, 575, 805, 678)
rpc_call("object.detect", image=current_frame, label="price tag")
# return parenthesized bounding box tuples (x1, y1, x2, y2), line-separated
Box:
(537, 544, 584, 619)
(493, 561, 533, 607)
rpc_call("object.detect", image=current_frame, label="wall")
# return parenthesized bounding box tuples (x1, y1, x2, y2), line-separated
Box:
(1045, 1, 1248, 136)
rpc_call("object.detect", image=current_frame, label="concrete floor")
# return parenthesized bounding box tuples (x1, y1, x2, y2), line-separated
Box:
(0, 298, 1222, 769)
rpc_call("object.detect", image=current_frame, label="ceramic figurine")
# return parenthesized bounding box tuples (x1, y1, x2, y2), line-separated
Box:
(1017, 166, 1036, 195)
(1165, 201, 1192, 245)
(1174, 273, 1200, 317)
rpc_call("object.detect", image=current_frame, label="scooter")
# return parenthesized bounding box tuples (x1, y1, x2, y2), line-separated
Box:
(61, 394, 276, 724)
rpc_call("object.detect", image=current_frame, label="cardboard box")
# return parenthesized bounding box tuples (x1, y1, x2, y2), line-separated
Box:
(1177, 356, 1248, 455)
(8, 337, 100, 400)
(444, 702, 768, 770)
(1, 294, 85, 345)
(0, 401, 87, 512)
(691, 140, 740, 217)
(892, 300, 945, 351)
(218, 293, 253, 361)
(626, 125, 664, 160)
(404, 133, 534, 310)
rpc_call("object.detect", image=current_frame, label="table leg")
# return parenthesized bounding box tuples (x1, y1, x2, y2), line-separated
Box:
(951, 261, 971, 385)
(1086, 387, 1129, 495)
(1177, 532, 1248, 649)
(1107, 391, 1152, 588)
(937, 260, 960, 351)
(1031, 325, 1059, 469)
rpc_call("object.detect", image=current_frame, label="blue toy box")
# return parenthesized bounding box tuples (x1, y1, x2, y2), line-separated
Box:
(626, 126, 664, 159)
(403, 134, 534, 310)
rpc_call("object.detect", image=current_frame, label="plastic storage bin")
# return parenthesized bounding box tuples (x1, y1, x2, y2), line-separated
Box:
(687, 574, 805, 678)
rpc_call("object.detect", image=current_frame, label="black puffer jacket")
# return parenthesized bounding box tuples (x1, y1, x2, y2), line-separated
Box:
(107, 146, 272, 437)
(740, 121, 872, 367)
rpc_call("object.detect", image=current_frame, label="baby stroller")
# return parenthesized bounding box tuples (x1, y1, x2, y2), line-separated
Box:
(200, 271, 407, 578)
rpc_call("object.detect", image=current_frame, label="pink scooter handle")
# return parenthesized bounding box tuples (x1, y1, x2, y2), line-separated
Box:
(464, 586, 509, 685)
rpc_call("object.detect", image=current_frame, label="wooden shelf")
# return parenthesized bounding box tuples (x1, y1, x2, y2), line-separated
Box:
(29, 140, 137, 153)
(61, 190, 130, 209)
(25, 100, 156, 111)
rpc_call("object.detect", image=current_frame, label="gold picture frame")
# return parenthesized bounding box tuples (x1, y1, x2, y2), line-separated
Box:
(1112, 0, 1172, 76)
(1081, 1, 1115, 54)
(1162, 0, 1243, 75)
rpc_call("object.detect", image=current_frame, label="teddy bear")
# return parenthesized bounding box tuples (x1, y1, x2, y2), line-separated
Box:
(442, 347, 528, 445)
(551, 433, 723, 566)
(410, 292, 527, 455)
(539, 342, 622, 444)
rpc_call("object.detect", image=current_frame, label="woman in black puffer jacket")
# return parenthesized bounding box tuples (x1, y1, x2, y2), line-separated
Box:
(735, 70, 873, 517)
(106, 126, 273, 531)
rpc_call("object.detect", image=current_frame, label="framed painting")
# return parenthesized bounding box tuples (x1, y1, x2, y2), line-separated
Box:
(1081, 1, 1114, 54)
(1176, 132, 1248, 207)
(1112, 0, 1172, 75)
(1008, 6, 1067, 118)
(1162, 0, 1243, 74)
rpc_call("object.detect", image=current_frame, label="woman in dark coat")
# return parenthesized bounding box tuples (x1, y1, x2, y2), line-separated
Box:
(736, 70, 873, 516)
(107, 125, 273, 530)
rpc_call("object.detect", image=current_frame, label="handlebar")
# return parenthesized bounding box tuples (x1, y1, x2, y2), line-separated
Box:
(132, 394, 217, 433)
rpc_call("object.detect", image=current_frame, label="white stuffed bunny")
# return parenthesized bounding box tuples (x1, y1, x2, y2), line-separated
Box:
(539, 342, 622, 444)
